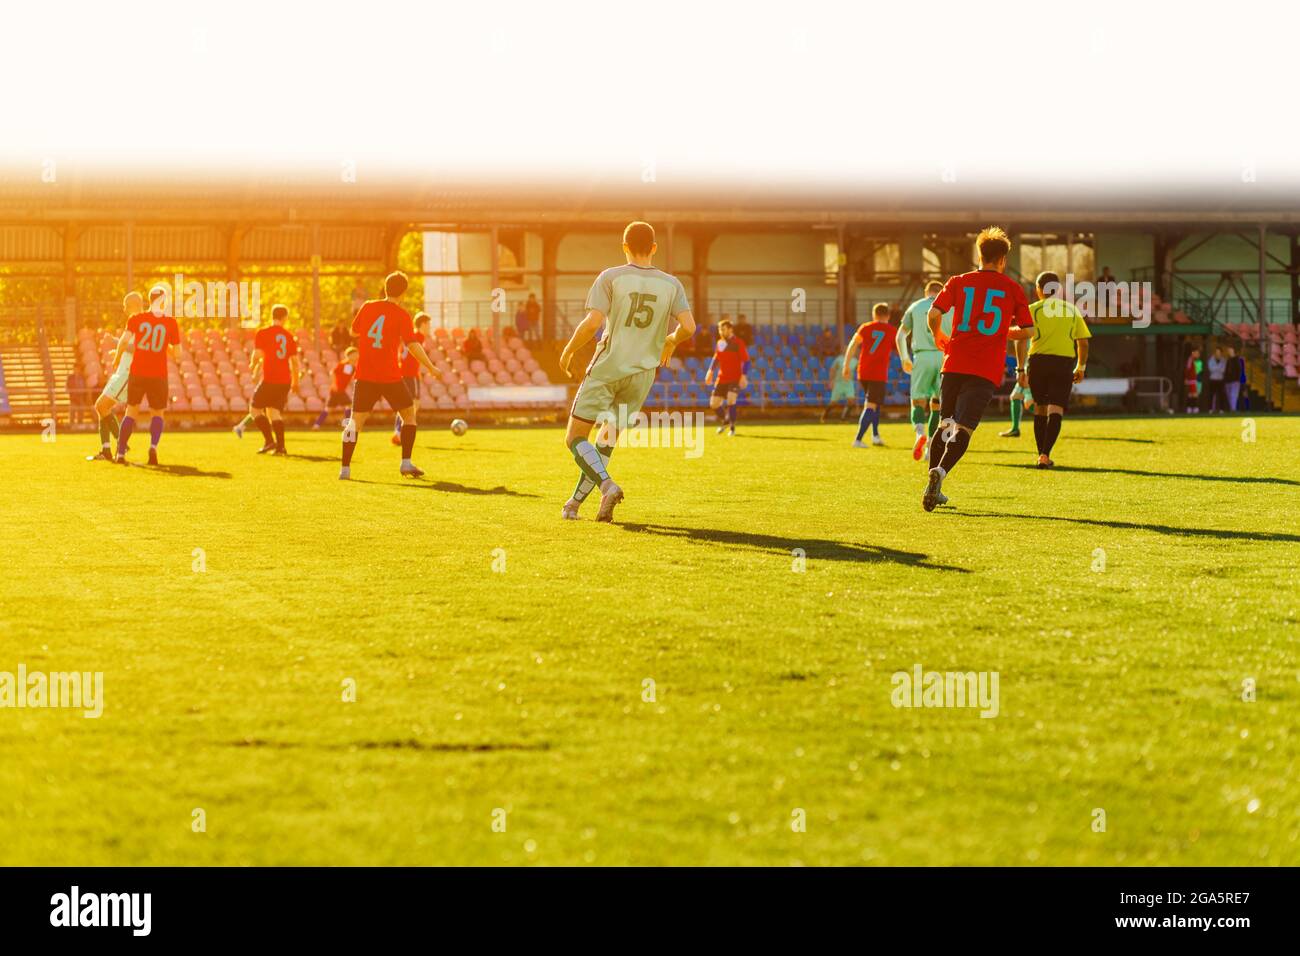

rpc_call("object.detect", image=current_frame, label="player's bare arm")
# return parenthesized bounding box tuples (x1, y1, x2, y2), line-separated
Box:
(406, 340, 438, 378)
(559, 309, 604, 379)
(926, 308, 945, 347)
(841, 332, 861, 378)
(896, 324, 913, 373)
(1014, 337, 1028, 387)
(289, 354, 301, 390)
(1074, 339, 1089, 382)
(660, 309, 696, 366)
(1007, 325, 1034, 341)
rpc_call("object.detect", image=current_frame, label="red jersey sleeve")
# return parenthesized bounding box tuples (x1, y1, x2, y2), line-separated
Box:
(351, 302, 371, 336)
(254, 327, 269, 353)
(1011, 283, 1032, 326)
(738, 340, 750, 363)
(932, 279, 957, 315)
(399, 312, 419, 345)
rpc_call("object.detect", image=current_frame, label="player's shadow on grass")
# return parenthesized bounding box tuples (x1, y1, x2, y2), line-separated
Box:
(733, 434, 834, 442)
(146, 463, 233, 479)
(988, 462, 1300, 486)
(955, 510, 1300, 544)
(1066, 436, 1158, 444)
(391, 480, 539, 497)
(620, 522, 970, 572)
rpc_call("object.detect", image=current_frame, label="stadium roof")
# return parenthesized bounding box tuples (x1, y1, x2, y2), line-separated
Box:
(3, 167, 1300, 231)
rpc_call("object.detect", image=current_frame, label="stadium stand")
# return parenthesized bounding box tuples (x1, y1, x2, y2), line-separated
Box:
(645, 322, 908, 411)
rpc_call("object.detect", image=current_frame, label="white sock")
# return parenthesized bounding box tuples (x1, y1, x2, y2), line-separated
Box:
(401, 457, 412, 467)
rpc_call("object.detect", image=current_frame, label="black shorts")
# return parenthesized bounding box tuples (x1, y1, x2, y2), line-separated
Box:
(126, 375, 168, 410)
(1027, 354, 1075, 409)
(402, 376, 421, 401)
(327, 388, 352, 408)
(859, 379, 886, 406)
(251, 382, 291, 411)
(352, 379, 412, 414)
(712, 379, 741, 399)
(939, 372, 997, 431)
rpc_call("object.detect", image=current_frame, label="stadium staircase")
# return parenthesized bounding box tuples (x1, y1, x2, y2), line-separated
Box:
(0, 345, 68, 423)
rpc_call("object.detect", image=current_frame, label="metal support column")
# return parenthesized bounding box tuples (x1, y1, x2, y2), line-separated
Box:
(836, 224, 850, 347)
(1259, 223, 1270, 407)
(312, 223, 323, 348)
(541, 229, 561, 342)
(692, 231, 715, 332)
(125, 221, 134, 295)
(489, 225, 501, 337)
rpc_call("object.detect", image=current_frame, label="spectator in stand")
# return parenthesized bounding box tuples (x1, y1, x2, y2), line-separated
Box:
(350, 281, 369, 316)
(330, 320, 352, 353)
(1237, 348, 1250, 410)
(1223, 347, 1244, 411)
(515, 301, 531, 340)
(1184, 347, 1201, 413)
(694, 317, 715, 356)
(462, 328, 485, 363)
(525, 293, 541, 341)
(814, 327, 838, 357)
(1206, 347, 1229, 413)
(735, 314, 754, 346)
(66, 370, 88, 426)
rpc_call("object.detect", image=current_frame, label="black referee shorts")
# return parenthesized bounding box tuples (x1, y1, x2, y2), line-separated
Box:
(1028, 354, 1076, 410)
(939, 372, 996, 431)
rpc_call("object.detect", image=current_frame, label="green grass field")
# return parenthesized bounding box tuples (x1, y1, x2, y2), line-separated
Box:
(0, 414, 1297, 866)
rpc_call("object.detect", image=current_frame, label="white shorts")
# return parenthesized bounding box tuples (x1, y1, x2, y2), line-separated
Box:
(100, 368, 129, 404)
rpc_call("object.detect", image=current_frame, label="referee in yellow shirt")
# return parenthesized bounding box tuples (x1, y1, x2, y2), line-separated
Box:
(1014, 271, 1091, 468)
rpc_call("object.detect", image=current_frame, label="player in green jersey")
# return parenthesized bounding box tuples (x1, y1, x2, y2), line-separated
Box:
(896, 280, 953, 461)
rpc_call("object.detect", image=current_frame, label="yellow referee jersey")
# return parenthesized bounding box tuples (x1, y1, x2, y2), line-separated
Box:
(1028, 298, 1091, 357)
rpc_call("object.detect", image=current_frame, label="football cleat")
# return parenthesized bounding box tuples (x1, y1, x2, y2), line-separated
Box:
(936, 491, 950, 506)
(999, 428, 1020, 438)
(852, 439, 867, 448)
(922, 468, 944, 513)
(257, 443, 276, 455)
(400, 462, 425, 478)
(912, 433, 927, 461)
(232, 423, 245, 439)
(1036, 454, 1054, 469)
(114, 454, 127, 465)
(390, 433, 402, 445)
(272, 448, 288, 457)
(338, 466, 351, 480)
(871, 434, 884, 446)
(595, 481, 624, 523)
(147, 448, 159, 466)
(561, 499, 581, 521)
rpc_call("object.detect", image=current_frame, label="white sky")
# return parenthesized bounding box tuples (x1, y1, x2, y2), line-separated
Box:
(4, 0, 1297, 190)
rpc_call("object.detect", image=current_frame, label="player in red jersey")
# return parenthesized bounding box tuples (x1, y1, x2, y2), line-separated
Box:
(114, 285, 181, 466)
(248, 305, 301, 456)
(842, 302, 896, 447)
(391, 312, 432, 445)
(704, 318, 749, 435)
(340, 271, 439, 480)
(314, 346, 359, 429)
(921, 227, 1035, 511)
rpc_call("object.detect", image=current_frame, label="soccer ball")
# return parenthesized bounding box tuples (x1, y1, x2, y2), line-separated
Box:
(450, 418, 469, 436)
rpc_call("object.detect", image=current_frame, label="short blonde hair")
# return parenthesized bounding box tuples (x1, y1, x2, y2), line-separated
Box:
(976, 226, 1011, 265)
